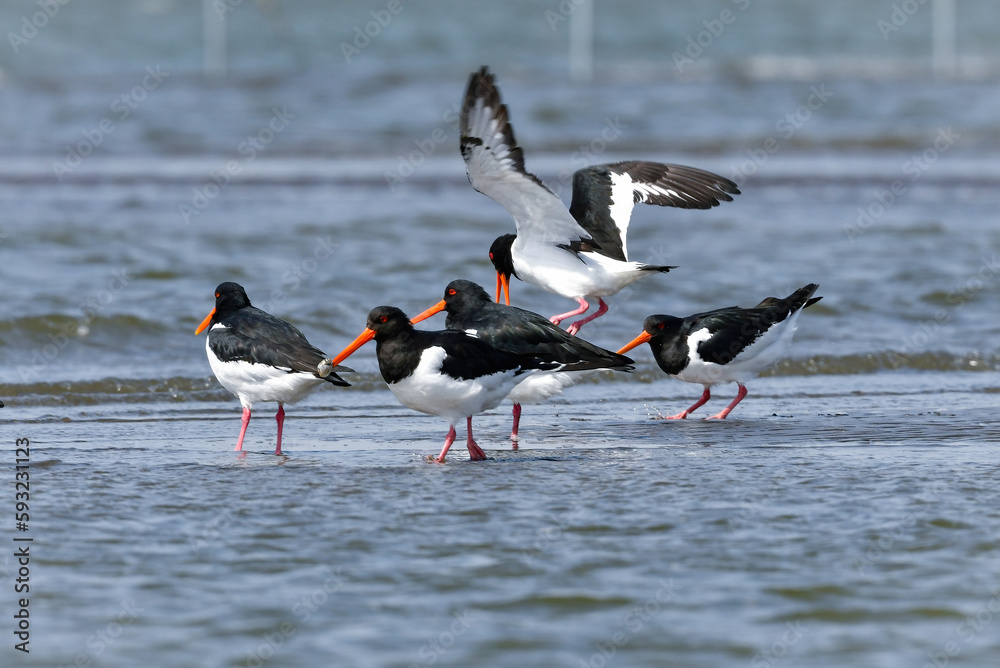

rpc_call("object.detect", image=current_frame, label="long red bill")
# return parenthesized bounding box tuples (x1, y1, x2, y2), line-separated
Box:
(617, 331, 651, 355)
(194, 308, 216, 335)
(409, 299, 446, 325)
(495, 272, 510, 305)
(328, 328, 376, 367)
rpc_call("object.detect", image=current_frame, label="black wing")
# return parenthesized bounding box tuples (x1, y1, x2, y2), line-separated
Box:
(569, 161, 740, 262)
(211, 308, 351, 386)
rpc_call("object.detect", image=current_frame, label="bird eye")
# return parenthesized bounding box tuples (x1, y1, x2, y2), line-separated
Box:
(488, 252, 494, 260)
(448, 289, 456, 295)
(657, 323, 665, 330)
(215, 292, 220, 298)
(380, 315, 388, 323)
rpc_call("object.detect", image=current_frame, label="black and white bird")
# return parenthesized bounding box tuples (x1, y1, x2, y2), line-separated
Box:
(462, 66, 740, 333)
(327, 305, 564, 463)
(195, 282, 351, 455)
(617, 284, 822, 419)
(409, 279, 634, 444)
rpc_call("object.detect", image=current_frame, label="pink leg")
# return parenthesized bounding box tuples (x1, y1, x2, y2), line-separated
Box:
(549, 298, 589, 327)
(466, 416, 487, 461)
(707, 384, 748, 420)
(658, 388, 711, 420)
(567, 298, 609, 335)
(510, 403, 521, 449)
(274, 405, 285, 455)
(235, 407, 251, 451)
(433, 425, 457, 463)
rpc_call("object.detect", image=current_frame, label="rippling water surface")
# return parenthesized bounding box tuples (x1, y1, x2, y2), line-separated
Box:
(2, 2, 1000, 666)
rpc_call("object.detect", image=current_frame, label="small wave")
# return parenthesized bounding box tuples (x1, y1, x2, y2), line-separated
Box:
(2, 350, 997, 407)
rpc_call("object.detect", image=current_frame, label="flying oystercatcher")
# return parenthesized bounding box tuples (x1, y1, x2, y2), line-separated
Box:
(462, 66, 740, 333)
(617, 284, 821, 419)
(195, 282, 351, 455)
(409, 279, 633, 445)
(327, 305, 565, 463)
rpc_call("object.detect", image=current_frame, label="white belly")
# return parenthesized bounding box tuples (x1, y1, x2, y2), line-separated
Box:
(512, 242, 653, 299)
(207, 339, 323, 408)
(387, 346, 523, 423)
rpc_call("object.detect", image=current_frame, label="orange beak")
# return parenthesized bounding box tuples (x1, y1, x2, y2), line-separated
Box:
(408, 299, 446, 325)
(495, 272, 510, 305)
(328, 328, 376, 367)
(195, 307, 216, 335)
(617, 330, 651, 355)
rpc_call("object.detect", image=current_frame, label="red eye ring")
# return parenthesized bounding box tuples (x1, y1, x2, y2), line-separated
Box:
(215, 292, 220, 298)
(488, 252, 494, 260)
(380, 315, 388, 323)
(448, 288, 457, 296)
(657, 323, 665, 330)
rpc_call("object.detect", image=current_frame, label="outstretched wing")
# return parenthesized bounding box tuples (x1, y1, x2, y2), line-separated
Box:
(460, 67, 594, 248)
(569, 161, 740, 261)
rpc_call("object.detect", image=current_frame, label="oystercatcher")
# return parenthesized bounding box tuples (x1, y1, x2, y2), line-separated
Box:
(462, 66, 740, 332)
(327, 305, 564, 463)
(617, 284, 822, 419)
(409, 279, 633, 444)
(195, 282, 351, 455)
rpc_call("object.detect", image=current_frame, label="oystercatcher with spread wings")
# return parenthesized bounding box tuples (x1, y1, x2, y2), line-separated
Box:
(462, 66, 740, 333)
(617, 284, 822, 420)
(195, 282, 351, 455)
(328, 305, 565, 463)
(409, 279, 633, 445)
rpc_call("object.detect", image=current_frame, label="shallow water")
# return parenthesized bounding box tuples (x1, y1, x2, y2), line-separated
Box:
(3, 2, 1000, 666)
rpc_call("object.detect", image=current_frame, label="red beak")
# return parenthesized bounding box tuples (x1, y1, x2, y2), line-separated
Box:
(617, 330, 651, 355)
(495, 272, 510, 305)
(195, 307, 216, 335)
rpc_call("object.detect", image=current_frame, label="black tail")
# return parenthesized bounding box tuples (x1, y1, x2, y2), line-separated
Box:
(639, 264, 677, 273)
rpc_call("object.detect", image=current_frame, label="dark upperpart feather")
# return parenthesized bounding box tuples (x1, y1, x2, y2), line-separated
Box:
(364, 305, 560, 385)
(569, 161, 740, 262)
(439, 279, 634, 372)
(206, 282, 351, 386)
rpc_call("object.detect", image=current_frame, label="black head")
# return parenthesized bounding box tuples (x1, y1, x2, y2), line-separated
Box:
(643, 314, 684, 341)
(442, 279, 492, 313)
(488, 234, 517, 279)
(214, 282, 252, 314)
(365, 305, 414, 340)
(196, 281, 252, 334)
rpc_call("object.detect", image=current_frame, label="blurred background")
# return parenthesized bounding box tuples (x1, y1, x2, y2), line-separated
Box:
(1, 0, 998, 395)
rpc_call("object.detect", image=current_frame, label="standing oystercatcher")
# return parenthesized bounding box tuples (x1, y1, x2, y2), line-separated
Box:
(327, 305, 564, 463)
(462, 66, 740, 332)
(409, 279, 633, 445)
(617, 284, 822, 419)
(195, 282, 351, 455)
